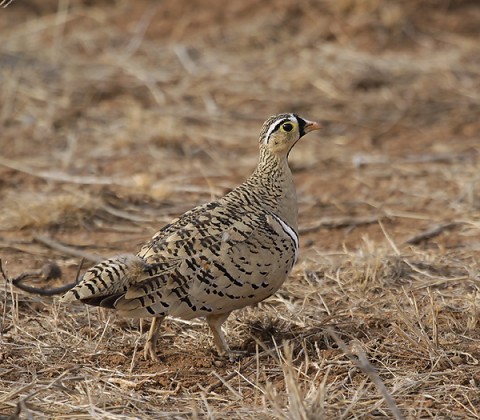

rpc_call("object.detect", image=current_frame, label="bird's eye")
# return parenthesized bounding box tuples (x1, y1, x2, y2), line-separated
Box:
(282, 123, 293, 132)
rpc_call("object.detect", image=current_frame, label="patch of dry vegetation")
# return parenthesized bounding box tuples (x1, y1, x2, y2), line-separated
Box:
(0, 190, 101, 230)
(1, 0, 480, 418)
(2, 248, 479, 418)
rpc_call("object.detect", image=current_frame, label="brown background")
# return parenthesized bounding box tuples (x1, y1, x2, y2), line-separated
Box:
(1, 0, 479, 418)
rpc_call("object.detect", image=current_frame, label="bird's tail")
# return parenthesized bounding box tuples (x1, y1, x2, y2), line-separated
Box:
(60, 254, 148, 305)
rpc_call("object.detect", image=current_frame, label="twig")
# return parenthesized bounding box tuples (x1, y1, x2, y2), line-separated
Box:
(299, 215, 381, 234)
(327, 328, 404, 420)
(0, 0, 15, 7)
(174, 44, 199, 75)
(12, 276, 74, 296)
(404, 222, 460, 245)
(3, 226, 102, 300)
(0, 156, 131, 186)
(101, 204, 154, 223)
(352, 152, 473, 169)
(33, 235, 104, 263)
(0, 258, 10, 334)
(379, 219, 400, 256)
(205, 354, 261, 393)
(10, 260, 85, 296)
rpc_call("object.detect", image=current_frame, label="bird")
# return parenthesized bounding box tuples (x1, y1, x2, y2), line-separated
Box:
(60, 113, 322, 361)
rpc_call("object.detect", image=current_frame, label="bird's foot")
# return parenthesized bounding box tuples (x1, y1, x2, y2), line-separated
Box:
(143, 340, 159, 362)
(213, 349, 249, 365)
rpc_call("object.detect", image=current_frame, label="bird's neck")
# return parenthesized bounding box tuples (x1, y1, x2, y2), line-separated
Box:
(244, 150, 298, 230)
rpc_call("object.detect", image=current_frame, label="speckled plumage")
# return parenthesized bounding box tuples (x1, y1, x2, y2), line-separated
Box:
(61, 113, 321, 360)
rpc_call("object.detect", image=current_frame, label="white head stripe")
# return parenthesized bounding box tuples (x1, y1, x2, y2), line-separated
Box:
(265, 114, 297, 144)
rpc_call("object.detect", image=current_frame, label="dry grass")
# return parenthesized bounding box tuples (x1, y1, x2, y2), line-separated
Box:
(1, 0, 480, 418)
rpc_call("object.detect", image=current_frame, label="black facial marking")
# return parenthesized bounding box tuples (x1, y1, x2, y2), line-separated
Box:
(296, 115, 307, 137)
(271, 119, 289, 135)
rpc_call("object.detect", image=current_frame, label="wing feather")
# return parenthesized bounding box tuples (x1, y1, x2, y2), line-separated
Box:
(114, 209, 296, 319)
(62, 199, 298, 321)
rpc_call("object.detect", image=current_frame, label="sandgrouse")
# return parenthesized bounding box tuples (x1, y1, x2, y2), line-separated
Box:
(61, 113, 321, 360)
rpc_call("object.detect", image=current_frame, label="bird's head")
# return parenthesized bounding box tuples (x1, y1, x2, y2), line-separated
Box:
(259, 113, 322, 157)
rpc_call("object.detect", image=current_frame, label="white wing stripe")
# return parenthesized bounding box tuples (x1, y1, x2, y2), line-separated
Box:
(271, 213, 299, 262)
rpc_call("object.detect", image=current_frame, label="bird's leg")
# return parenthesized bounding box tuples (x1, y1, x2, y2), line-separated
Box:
(143, 316, 165, 361)
(206, 312, 234, 357)
(206, 312, 231, 355)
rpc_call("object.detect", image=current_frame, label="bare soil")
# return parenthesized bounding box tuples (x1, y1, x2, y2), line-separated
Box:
(1, 0, 480, 418)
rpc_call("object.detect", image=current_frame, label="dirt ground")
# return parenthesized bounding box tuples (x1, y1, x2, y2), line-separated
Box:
(1, 0, 480, 418)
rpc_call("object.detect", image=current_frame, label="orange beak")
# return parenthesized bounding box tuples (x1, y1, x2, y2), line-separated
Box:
(303, 119, 322, 133)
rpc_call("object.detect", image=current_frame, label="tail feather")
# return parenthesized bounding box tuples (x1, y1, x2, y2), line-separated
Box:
(79, 293, 125, 308)
(60, 254, 147, 304)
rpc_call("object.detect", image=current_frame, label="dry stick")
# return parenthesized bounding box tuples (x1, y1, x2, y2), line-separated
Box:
(404, 222, 460, 245)
(101, 204, 154, 223)
(11, 260, 86, 296)
(5, 236, 104, 296)
(327, 328, 404, 420)
(0, 259, 10, 334)
(299, 215, 381, 234)
(378, 219, 401, 256)
(12, 235, 104, 296)
(6, 237, 99, 298)
(0, 156, 129, 186)
(12, 277, 76, 296)
(206, 355, 260, 393)
(33, 235, 104, 263)
(0, 0, 15, 7)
